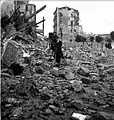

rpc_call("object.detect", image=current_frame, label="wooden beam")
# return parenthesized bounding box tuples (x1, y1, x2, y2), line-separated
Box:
(43, 16, 44, 36)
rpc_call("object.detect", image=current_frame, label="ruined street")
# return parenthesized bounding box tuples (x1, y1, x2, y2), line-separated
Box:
(1, 0, 114, 120)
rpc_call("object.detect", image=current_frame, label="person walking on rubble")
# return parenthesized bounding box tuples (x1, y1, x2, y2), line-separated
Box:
(49, 32, 64, 66)
(54, 39, 64, 66)
(48, 32, 58, 60)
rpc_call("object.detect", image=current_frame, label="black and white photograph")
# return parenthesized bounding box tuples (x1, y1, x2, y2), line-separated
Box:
(1, 0, 114, 120)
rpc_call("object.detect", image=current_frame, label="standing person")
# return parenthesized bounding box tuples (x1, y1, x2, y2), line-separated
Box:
(48, 32, 58, 60)
(110, 31, 114, 49)
(54, 39, 64, 66)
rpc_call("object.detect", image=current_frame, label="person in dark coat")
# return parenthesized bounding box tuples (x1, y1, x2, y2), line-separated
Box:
(54, 40, 64, 64)
(48, 32, 58, 60)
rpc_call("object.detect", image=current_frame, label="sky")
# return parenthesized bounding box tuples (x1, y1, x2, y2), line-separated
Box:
(29, 1, 114, 36)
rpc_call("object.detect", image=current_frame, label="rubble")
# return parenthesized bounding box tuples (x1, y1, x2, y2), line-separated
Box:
(35, 66, 44, 74)
(72, 113, 88, 120)
(2, 38, 114, 120)
(81, 77, 91, 84)
(1, 1, 114, 120)
(71, 80, 83, 92)
(50, 67, 60, 77)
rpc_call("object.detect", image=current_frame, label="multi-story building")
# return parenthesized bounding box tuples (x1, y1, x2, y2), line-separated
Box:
(53, 6, 83, 42)
(14, 0, 36, 24)
(14, 0, 29, 12)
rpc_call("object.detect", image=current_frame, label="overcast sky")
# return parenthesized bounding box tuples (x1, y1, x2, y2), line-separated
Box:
(29, 1, 114, 36)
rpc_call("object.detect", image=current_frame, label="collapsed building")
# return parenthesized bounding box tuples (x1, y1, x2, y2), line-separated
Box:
(1, 2, 114, 120)
(53, 6, 83, 43)
(1, 0, 46, 76)
(52, 6, 114, 52)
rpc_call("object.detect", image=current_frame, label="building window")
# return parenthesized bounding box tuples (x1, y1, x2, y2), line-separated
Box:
(60, 28, 63, 38)
(74, 15, 77, 20)
(71, 21, 73, 27)
(59, 19, 62, 24)
(69, 17, 70, 20)
(59, 12, 63, 17)
(71, 13, 73, 18)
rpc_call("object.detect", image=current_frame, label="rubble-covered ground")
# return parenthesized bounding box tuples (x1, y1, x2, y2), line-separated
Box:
(1, 40, 114, 120)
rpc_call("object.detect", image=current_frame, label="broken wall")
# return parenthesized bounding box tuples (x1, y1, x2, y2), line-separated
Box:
(1, 0, 15, 18)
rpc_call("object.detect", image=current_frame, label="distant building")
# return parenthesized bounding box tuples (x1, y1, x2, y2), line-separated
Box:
(14, 0, 36, 24)
(14, 0, 29, 12)
(53, 6, 83, 42)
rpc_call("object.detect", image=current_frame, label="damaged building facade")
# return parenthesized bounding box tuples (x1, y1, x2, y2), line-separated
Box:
(53, 6, 83, 43)
(1, 1, 114, 120)
(1, 0, 46, 75)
